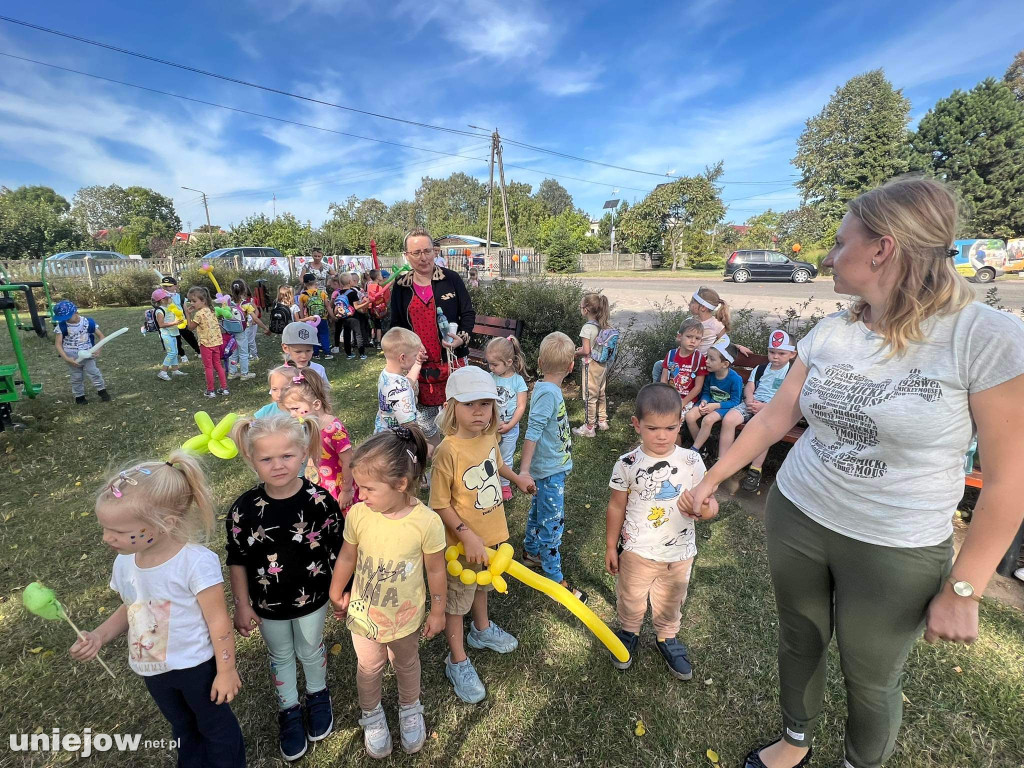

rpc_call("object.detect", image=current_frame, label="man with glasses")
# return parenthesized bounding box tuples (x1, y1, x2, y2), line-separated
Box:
(389, 228, 476, 443)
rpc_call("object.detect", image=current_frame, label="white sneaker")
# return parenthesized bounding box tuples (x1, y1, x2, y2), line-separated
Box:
(240, 372, 256, 380)
(157, 371, 172, 381)
(171, 370, 187, 377)
(179, 355, 189, 364)
(573, 424, 596, 438)
(398, 700, 426, 754)
(330, 346, 340, 354)
(1014, 567, 1024, 583)
(358, 705, 392, 759)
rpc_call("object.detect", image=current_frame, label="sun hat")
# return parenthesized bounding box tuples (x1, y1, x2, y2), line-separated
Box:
(151, 288, 171, 302)
(282, 321, 316, 346)
(445, 365, 499, 403)
(52, 300, 77, 322)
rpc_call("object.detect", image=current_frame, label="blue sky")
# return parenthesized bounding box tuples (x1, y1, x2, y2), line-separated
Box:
(1, 0, 1022, 231)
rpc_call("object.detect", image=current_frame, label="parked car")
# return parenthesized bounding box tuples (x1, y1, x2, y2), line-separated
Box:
(202, 247, 285, 263)
(724, 250, 818, 283)
(48, 250, 126, 260)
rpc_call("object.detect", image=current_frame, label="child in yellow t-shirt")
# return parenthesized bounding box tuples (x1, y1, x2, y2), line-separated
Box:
(428, 366, 533, 704)
(329, 426, 447, 758)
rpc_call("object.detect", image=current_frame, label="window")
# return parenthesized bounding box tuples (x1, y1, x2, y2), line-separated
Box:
(741, 251, 765, 263)
(767, 252, 789, 264)
(243, 248, 264, 259)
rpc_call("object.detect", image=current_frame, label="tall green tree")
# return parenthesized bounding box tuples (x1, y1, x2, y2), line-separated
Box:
(535, 178, 574, 217)
(0, 185, 86, 259)
(1005, 49, 1024, 101)
(71, 184, 180, 234)
(776, 205, 825, 250)
(793, 70, 911, 222)
(415, 173, 486, 237)
(739, 210, 781, 249)
(909, 78, 1024, 238)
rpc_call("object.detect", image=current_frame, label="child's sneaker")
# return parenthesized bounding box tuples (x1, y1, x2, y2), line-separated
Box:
(75, 395, 88, 405)
(398, 699, 426, 754)
(573, 424, 596, 438)
(741, 467, 762, 492)
(321, 353, 334, 361)
(218, 388, 230, 396)
(563, 581, 589, 605)
(171, 370, 187, 377)
(304, 686, 333, 742)
(444, 654, 486, 703)
(179, 355, 188, 364)
(610, 629, 639, 670)
(277, 704, 308, 761)
(1014, 567, 1024, 583)
(347, 354, 356, 360)
(250, 356, 259, 363)
(597, 420, 610, 431)
(205, 390, 217, 398)
(240, 372, 256, 380)
(157, 371, 172, 381)
(501, 485, 513, 501)
(466, 621, 518, 653)
(655, 638, 693, 680)
(228, 372, 241, 380)
(358, 704, 392, 758)
(330, 346, 340, 354)
(521, 550, 542, 569)
(97, 389, 111, 402)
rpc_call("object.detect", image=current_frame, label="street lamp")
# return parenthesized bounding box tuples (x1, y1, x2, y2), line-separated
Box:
(603, 196, 620, 258)
(181, 186, 215, 250)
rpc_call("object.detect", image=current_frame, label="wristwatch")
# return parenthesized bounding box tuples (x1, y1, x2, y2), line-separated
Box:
(948, 577, 983, 602)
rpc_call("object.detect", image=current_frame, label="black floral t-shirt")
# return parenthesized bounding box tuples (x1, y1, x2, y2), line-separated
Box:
(226, 479, 343, 620)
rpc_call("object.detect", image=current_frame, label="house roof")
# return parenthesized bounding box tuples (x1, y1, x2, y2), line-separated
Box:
(174, 232, 191, 242)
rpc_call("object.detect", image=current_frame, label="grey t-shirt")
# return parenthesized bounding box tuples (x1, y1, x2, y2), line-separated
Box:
(776, 302, 1024, 548)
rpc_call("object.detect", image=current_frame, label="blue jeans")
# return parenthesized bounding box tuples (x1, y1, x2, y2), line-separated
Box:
(524, 471, 567, 583)
(259, 603, 329, 710)
(498, 424, 520, 488)
(228, 331, 249, 375)
(160, 330, 180, 368)
(143, 657, 246, 768)
(315, 319, 331, 356)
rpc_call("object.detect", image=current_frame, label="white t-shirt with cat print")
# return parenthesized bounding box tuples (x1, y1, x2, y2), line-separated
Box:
(109, 543, 223, 676)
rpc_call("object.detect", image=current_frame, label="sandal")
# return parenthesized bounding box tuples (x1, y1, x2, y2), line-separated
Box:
(743, 739, 812, 768)
(562, 582, 589, 605)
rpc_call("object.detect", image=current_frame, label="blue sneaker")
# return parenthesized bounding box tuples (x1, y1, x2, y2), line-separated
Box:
(610, 629, 639, 670)
(277, 704, 308, 761)
(466, 621, 519, 653)
(304, 686, 333, 742)
(656, 637, 693, 680)
(444, 654, 486, 703)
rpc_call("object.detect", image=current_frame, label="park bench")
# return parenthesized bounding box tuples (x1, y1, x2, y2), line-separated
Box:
(467, 315, 524, 365)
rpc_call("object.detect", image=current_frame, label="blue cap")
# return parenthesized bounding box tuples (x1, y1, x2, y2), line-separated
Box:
(52, 300, 77, 322)
(381, 269, 390, 278)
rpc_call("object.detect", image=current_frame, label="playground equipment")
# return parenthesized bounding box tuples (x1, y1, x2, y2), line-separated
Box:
(0, 263, 50, 430)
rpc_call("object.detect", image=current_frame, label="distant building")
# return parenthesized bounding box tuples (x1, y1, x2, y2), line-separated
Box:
(174, 232, 191, 243)
(588, 220, 600, 236)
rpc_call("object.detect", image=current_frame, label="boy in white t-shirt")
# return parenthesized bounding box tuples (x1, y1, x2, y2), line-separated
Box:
(719, 329, 798, 492)
(375, 327, 425, 433)
(604, 383, 718, 679)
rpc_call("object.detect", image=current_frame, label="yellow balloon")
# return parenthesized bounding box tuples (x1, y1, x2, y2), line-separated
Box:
(446, 559, 463, 577)
(194, 411, 215, 435)
(208, 437, 238, 460)
(444, 546, 460, 562)
(476, 570, 492, 586)
(168, 303, 187, 329)
(210, 412, 238, 441)
(182, 435, 210, 453)
(459, 569, 476, 585)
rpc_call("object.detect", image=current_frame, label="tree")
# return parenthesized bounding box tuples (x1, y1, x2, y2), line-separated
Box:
(479, 181, 549, 248)
(545, 217, 580, 273)
(385, 200, 422, 231)
(0, 185, 86, 259)
(1005, 49, 1024, 101)
(909, 78, 1024, 238)
(535, 178, 574, 217)
(776, 205, 825, 250)
(71, 184, 180, 235)
(537, 209, 590, 255)
(415, 173, 487, 237)
(793, 70, 911, 222)
(739, 210, 781, 249)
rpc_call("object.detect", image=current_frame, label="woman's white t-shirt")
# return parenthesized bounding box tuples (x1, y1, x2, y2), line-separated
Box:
(777, 303, 1024, 548)
(109, 543, 223, 676)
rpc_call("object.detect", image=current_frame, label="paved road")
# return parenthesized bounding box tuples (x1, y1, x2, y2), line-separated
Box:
(584, 275, 1024, 322)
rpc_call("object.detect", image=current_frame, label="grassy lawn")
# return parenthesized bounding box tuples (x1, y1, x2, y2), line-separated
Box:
(2, 306, 1023, 767)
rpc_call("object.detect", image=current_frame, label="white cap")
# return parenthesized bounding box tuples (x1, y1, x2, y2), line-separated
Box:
(769, 329, 796, 352)
(445, 365, 499, 402)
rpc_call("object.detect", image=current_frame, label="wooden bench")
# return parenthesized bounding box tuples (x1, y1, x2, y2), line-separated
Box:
(467, 315, 524, 365)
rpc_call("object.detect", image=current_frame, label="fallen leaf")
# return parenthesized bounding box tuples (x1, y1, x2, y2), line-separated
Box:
(80, 554, 88, 560)
(330, 643, 342, 656)
(217, 514, 227, 520)
(12, 469, 20, 475)
(34, 726, 43, 735)
(953, 666, 962, 674)
(707, 748, 721, 765)
(75, 481, 82, 486)
(98, 606, 107, 613)
(29, 647, 43, 654)
(543, 657, 554, 666)
(431, 732, 438, 740)
(3, 512, 13, 522)
(704, 678, 713, 685)
(80, 511, 90, 517)
(634, 720, 646, 737)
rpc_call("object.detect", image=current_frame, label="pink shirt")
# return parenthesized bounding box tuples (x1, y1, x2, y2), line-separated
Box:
(412, 282, 433, 304)
(318, 417, 358, 513)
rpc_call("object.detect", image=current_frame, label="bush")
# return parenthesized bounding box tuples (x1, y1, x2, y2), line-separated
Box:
(468, 276, 584, 374)
(177, 264, 288, 301)
(726, 300, 828, 355)
(49, 279, 100, 309)
(689, 255, 725, 270)
(95, 267, 159, 306)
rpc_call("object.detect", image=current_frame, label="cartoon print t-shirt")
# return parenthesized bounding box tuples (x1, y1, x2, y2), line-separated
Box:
(109, 543, 223, 676)
(318, 417, 358, 508)
(55, 316, 96, 353)
(225, 479, 344, 620)
(609, 445, 706, 562)
(375, 370, 418, 433)
(492, 373, 528, 424)
(523, 381, 572, 480)
(343, 501, 446, 643)
(664, 348, 707, 398)
(429, 433, 509, 547)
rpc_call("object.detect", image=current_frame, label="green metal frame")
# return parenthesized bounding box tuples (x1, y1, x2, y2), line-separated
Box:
(0, 285, 42, 399)
(0, 259, 53, 331)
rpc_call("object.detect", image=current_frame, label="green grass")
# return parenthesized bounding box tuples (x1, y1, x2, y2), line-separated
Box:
(3, 307, 1023, 767)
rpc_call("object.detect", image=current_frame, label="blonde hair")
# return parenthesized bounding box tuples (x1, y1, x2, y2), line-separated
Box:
(381, 327, 423, 358)
(281, 370, 333, 415)
(231, 414, 320, 470)
(581, 292, 611, 329)
(693, 286, 730, 331)
(485, 335, 527, 377)
(538, 331, 576, 375)
(277, 284, 294, 305)
(268, 365, 292, 384)
(846, 176, 974, 356)
(403, 227, 434, 251)
(95, 451, 215, 541)
(437, 398, 500, 437)
(351, 425, 429, 489)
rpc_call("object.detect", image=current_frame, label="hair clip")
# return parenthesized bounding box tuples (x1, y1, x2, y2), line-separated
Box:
(506, 335, 516, 342)
(406, 449, 419, 464)
(292, 374, 305, 384)
(946, 248, 958, 259)
(108, 466, 152, 498)
(165, 460, 175, 468)
(391, 426, 412, 441)
(297, 415, 305, 425)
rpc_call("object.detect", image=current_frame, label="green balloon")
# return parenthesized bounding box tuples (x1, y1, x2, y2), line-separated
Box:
(23, 581, 64, 621)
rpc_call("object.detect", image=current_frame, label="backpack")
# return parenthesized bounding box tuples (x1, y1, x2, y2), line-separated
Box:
(332, 290, 354, 318)
(590, 325, 620, 364)
(752, 361, 791, 389)
(367, 284, 388, 319)
(141, 309, 159, 334)
(268, 302, 291, 334)
(220, 301, 244, 334)
(60, 317, 97, 345)
(305, 289, 327, 319)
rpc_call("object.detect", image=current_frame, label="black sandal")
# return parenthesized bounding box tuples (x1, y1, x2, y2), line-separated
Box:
(743, 739, 812, 768)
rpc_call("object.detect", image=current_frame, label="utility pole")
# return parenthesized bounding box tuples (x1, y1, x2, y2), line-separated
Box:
(470, 126, 514, 275)
(495, 136, 513, 253)
(182, 186, 215, 250)
(485, 138, 496, 273)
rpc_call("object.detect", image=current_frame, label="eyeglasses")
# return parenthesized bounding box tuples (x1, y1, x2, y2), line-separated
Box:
(405, 248, 436, 258)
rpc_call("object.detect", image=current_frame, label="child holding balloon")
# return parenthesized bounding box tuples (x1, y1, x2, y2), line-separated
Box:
(186, 286, 229, 398)
(328, 426, 447, 758)
(228, 414, 344, 762)
(69, 451, 246, 767)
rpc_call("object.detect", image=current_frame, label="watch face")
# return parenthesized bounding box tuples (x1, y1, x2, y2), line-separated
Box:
(953, 580, 974, 597)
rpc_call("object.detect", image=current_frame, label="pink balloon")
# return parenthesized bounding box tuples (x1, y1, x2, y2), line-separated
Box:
(304, 315, 321, 328)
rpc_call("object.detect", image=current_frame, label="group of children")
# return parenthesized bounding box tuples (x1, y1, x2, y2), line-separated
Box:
(66, 282, 794, 767)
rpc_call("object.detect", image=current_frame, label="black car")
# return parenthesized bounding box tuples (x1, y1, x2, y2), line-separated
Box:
(724, 250, 818, 283)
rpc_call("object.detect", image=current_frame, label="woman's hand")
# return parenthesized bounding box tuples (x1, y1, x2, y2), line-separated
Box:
(442, 334, 465, 350)
(924, 587, 979, 645)
(69, 630, 103, 661)
(678, 477, 720, 519)
(210, 669, 242, 704)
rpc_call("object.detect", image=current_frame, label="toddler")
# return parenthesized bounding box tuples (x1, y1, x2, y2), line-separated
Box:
(186, 286, 229, 398)
(298, 273, 333, 361)
(661, 318, 707, 440)
(152, 289, 186, 381)
(255, 366, 295, 419)
(375, 327, 425, 433)
(52, 299, 111, 404)
(683, 342, 743, 455)
(160, 275, 199, 361)
(281, 322, 330, 389)
(485, 335, 528, 501)
(574, 293, 614, 437)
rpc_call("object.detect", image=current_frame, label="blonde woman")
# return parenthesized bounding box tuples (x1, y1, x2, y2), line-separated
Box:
(683, 176, 1024, 768)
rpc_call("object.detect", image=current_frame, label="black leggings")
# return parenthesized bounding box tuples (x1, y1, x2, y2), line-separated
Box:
(343, 317, 364, 356)
(177, 327, 201, 357)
